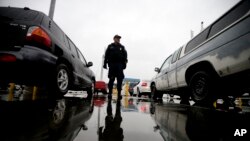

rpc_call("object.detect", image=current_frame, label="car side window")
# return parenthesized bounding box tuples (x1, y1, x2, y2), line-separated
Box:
(208, 0, 250, 38)
(64, 35, 70, 49)
(49, 20, 65, 44)
(68, 38, 79, 58)
(42, 17, 70, 49)
(77, 49, 87, 66)
(171, 47, 182, 63)
(184, 27, 210, 54)
(160, 55, 172, 71)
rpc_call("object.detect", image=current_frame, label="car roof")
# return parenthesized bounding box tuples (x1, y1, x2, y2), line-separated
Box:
(0, 7, 41, 21)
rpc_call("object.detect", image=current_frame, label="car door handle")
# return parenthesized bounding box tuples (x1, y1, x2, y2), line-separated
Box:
(71, 54, 75, 58)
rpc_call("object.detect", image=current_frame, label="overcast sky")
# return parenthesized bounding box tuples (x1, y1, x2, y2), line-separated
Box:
(1, 0, 240, 82)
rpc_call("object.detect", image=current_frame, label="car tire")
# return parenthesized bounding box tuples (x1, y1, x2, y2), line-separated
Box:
(55, 64, 71, 97)
(151, 84, 162, 100)
(87, 80, 95, 100)
(189, 71, 216, 105)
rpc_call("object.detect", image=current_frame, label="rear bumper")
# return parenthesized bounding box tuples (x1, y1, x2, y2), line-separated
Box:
(0, 45, 57, 85)
(140, 87, 151, 93)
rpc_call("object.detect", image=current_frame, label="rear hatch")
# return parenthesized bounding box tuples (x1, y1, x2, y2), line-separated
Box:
(0, 7, 39, 50)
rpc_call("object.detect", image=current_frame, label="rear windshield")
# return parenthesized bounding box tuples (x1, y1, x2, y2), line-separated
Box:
(0, 7, 39, 21)
(129, 83, 138, 87)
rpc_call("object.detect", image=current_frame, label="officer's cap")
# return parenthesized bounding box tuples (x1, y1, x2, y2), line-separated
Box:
(114, 34, 121, 39)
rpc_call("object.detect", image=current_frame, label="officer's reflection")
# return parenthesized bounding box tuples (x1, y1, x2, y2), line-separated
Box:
(99, 99, 123, 141)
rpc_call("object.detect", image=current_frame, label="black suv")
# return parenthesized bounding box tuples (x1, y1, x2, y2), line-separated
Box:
(0, 7, 95, 98)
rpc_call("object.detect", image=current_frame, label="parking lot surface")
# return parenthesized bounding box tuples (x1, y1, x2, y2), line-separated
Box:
(1, 86, 250, 141)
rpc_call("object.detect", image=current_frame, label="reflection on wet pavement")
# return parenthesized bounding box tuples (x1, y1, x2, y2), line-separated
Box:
(0, 99, 94, 141)
(1, 85, 250, 141)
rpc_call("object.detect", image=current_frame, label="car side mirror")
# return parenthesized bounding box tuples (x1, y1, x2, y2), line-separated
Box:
(154, 67, 160, 73)
(87, 62, 93, 67)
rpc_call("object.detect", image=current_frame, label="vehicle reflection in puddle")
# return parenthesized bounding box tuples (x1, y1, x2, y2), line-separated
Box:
(151, 94, 250, 141)
(1, 86, 250, 141)
(0, 93, 94, 141)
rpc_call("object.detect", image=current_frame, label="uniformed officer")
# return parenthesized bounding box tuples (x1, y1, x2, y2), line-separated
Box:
(103, 35, 127, 99)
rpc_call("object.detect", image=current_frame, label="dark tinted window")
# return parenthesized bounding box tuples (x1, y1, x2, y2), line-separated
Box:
(129, 83, 137, 88)
(77, 49, 87, 65)
(64, 35, 70, 49)
(208, 0, 250, 38)
(0, 7, 38, 21)
(185, 27, 210, 53)
(50, 21, 65, 44)
(68, 38, 79, 58)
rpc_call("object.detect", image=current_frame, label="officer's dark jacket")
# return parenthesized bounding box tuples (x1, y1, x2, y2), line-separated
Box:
(104, 43, 127, 65)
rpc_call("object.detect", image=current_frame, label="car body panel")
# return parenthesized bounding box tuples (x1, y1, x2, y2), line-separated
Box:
(0, 7, 95, 91)
(151, 1, 250, 96)
(133, 80, 151, 95)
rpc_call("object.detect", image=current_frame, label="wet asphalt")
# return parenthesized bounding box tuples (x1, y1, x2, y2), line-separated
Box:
(0, 86, 250, 141)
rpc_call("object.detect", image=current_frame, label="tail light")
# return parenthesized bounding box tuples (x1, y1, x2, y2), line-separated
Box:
(26, 26, 51, 48)
(0, 54, 16, 62)
(141, 82, 147, 87)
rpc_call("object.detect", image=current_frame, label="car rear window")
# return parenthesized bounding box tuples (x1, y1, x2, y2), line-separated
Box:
(208, 0, 250, 38)
(0, 7, 39, 21)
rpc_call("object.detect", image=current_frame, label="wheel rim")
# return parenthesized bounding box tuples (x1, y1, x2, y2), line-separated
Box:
(192, 74, 208, 101)
(52, 99, 66, 124)
(57, 69, 69, 91)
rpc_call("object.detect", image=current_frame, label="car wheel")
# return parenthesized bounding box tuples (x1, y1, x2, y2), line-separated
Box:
(151, 84, 162, 100)
(55, 64, 71, 96)
(189, 71, 215, 104)
(87, 80, 95, 100)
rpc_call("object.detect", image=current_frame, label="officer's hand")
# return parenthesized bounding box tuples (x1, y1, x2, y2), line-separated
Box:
(123, 63, 127, 69)
(123, 60, 127, 69)
(103, 63, 107, 69)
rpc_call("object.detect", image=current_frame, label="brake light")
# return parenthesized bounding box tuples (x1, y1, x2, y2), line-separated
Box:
(26, 26, 51, 48)
(141, 82, 147, 87)
(0, 54, 16, 62)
